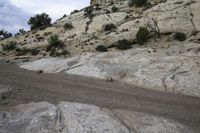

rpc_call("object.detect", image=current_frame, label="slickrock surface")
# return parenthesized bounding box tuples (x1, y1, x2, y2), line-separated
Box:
(0, 102, 193, 133)
(20, 42, 200, 97)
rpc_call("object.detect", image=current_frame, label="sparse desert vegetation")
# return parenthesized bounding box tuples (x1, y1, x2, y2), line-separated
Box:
(136, 26, 149, 45)
(0, 29, 12, 39)
(102, 23, 116, 32)
(172, 32, 186, 41)
(116, 39, 132, 50)
(1, 0, 200, 133)
(128, 0, 147, 7)
(47, 35, 63, 51)
(64, 22, 73, 30)
(95, 45, 108, 52)
(28, 13, 52, 30)
(2, 42, 16, 51)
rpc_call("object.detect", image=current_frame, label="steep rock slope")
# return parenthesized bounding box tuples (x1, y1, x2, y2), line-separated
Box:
(0, 0, 200, 61)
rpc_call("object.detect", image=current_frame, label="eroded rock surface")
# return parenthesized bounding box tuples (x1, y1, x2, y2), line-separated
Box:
(20, 42, 200, 97)
(1, 0, 200, 58)
(0, 102, 193, 133)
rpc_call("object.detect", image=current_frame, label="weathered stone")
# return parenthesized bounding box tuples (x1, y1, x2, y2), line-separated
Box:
(0, 102, 193, 133)
(20, 42, 200, 97)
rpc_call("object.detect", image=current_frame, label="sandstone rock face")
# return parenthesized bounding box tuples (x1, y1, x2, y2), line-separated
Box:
(191, 0, 200, 31)
(0, 102, 193, 133)
(0, 102, 59, 133)
(144, 0, 196, 34)
(20, 42, 200, 97)
(1, 0, 200, 58)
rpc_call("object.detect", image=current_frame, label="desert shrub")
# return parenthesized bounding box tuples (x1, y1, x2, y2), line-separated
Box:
(102, 23, 116, 32)
(106, 10, 111, 14)
(95, 45, 108, 52)
(111, 6, 118, 12)
(64, 22, 73, 30)
(46, 35, 63, 52)
(28, 13, 51, 30)
(2, 42, 16, 51)
(31, 49, 40, 55)
(48, 35, 63, 48)
(116, 39, 132, 50)
(84, 6, 94, 17)
(136, 26, 149, 44)
(0, 29, 12, 39)
(172, 32, 186, 41)
(128, 0, 147, 7)
(19, 29, 26, 34)
(71, 10, 79, 15)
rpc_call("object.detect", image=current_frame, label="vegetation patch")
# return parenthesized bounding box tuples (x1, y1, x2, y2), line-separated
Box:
(2, 42, 16, 51)
(28, 13, 51, 30)
(111, 6, 118, 12)
(102, 23, 116, 32)
(19, 29, 26, 34)
(172, 32, 186, 41)
(48, 35, 63, 49)
(84, 6, 94, 18)
(128, 0, 147, 7)
(116, 39, 132, 50)
(136, 26, 149, 45)
(95, 45, 108, 52)
(0, 29, 12, 39)
(46, 35, 64, 54)
(64, 22, 73, 30)
(71, 10, 79, 15)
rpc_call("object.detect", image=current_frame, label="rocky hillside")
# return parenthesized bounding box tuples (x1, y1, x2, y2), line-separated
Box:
(0, 0, 200, 62)
(1, 0, 200, 97)
(1, 1, 200, 132)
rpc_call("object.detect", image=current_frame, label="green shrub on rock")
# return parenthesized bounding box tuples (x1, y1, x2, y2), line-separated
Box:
(116, 39, 132, 50)
(84, 6, 94, 17)
(102, 23, 116, 32)
(128, 0, 147, 7)
(0, 29, 12, 39)
(64, 22, 73, 30)
(48, 35, 63, 49)
(28, 13, 51, 30)
(111, 6, 118, 12)
(70, 10, 79, 15)
(95, 45, 108, 52)
(172, 32, 186, 41)
(2, 42, 16, 51)
(136, 26, 149, 45)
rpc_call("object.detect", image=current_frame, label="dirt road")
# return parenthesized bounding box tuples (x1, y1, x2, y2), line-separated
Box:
(0, 61, 200, 132)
